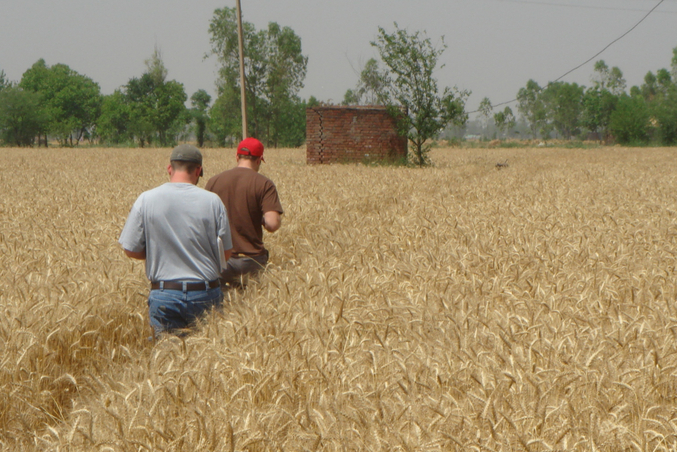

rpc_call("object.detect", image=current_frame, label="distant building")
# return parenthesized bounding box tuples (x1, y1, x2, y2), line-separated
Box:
(306, 106, 408, 164)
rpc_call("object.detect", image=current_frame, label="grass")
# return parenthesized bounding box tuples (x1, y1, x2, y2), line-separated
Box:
(2, 145, 677, 450)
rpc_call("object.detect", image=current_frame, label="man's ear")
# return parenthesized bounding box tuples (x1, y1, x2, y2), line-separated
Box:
(199, 167, 204, 177)
(167, 164, 173, 176)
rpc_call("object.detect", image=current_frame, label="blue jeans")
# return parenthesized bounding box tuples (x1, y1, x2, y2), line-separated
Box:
(148, 286, 223, 336)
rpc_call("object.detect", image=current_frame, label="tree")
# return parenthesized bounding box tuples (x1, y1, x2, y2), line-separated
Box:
(591, 60, 626, 96)
(0, 87, 47, 146)
(343, 58, 387, 105)
(209, 84, 242, 146)
(609, 94, 650, 145)
(97, 90, 131, 145)
(0, 70, 9, 91)
(640, 71, 659, 102)
(517, 79, 547, 139)
(478, 97, 493, 138)
(493, 106, 516, 138)
(123, 52, 188, 147)
(540, 81, 584, 139)
(342, 89, 360, 106)
(653, 83, 677, 145)
(190, 89, 211, 147)
(371, 23, 469, 166)
(208, 7, 308, 146)
(581, 87, 618, 140)
(20, 59, 102, 146)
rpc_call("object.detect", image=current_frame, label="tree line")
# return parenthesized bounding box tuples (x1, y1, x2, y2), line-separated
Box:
(0, 7, 309, 148)
(507, 52, 677, 145)
(1, 10, 675, 150)
(344, 47, 677, 147)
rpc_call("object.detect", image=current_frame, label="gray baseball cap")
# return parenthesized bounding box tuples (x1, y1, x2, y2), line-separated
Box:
(170, 144, 202, 164)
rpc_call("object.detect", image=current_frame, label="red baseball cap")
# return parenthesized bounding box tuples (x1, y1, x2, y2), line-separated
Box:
(237, 137, 265, 162)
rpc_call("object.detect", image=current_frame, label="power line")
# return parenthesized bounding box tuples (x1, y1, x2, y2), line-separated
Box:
(469, 0, 667, 114)
(495, 0, 677, 14)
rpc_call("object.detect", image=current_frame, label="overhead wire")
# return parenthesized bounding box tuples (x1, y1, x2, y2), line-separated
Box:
(496, 0, 676, 14)
(467, 0, 667, 114)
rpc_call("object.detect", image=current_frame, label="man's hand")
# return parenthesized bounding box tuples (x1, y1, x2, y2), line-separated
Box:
(124, 249, 146, 260)
(262, 211, 282, 232)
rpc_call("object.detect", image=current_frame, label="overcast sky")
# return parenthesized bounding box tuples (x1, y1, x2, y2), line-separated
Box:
(1, 0, 676, 114)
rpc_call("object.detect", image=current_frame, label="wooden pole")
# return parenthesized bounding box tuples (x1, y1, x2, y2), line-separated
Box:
(236, 0, 248, 139)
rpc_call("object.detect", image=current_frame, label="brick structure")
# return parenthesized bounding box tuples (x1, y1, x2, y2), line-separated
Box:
(306, 106, 408, 164)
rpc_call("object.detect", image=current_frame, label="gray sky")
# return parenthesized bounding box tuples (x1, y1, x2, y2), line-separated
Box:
(1, 0, 676, 114)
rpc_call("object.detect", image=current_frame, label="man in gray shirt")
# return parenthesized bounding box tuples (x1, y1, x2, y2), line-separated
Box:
(119, 144, 232, 336)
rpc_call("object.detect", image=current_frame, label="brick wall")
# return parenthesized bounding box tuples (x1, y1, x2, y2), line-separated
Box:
(306, 106, 408, 164)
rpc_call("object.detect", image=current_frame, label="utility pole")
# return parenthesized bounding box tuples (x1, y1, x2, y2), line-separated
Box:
(236, 0, 248, 139)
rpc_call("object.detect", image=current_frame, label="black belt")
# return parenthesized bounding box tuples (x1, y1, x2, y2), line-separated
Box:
(151, 280, 220, 291)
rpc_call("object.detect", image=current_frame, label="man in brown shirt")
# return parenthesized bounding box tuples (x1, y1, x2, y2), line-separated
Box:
(205, 138, 283, 287)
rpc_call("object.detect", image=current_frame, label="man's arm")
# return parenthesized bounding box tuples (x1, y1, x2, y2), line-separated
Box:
(124, 248, 146, 260)
(263, 211, 282, 232)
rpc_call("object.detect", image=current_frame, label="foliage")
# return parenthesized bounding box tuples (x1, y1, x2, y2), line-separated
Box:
(0, 87, 47, 146)
(208, 7, 308, 146)
(97, 91, 132, 145)
(208, 84, 242, 147)
(609, 94, 650, 145)
(0, 70, 9, 91)
(342, 58, 388, 106)
(120, 52, 188, 147)
(652, 82, 677, 145)
(371, 23, 469, 166)
(478, 97, 493, 135)
(493, 106, 516, 137)
(581, 87, 618, 140)
(20, 59, 102, 146)
(540, 81, 585, 139)
(591, 60, 626, 95)
(517, 79, 547, 139)
(190, 89, 211, 147)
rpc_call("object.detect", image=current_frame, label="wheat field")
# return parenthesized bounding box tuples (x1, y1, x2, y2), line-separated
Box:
(2, 145, 677, 451)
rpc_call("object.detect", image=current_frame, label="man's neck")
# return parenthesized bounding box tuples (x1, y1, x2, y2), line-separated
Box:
(237, 160, 259, 172)
(170, 172, 196, 184)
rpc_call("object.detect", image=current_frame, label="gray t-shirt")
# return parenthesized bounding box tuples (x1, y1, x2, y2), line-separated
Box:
(119, 183, 232, 282)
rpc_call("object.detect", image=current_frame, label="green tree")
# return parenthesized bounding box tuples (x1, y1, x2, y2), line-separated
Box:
(517, 79, 547, 139)
(478, 97, 493, 138)
(609, 94, 650, 145)
(20, 59, 102, 146)
(190, 89, 211, 147)
(640, 71, 659, 102)
(123, 52, 188, 147)
(0, 70, 9, 91)
(0, 87, 47, 146)
(371, 23, 469, 166)
(307, 96, 320, 108)
(581, 87, 618, 140)
(653, 84, 677, 145)
(208, 7, 308, 146)
(540, 81, 584, 139)
(493, 106, 516, 138)
(209, 85, 241, 146)
(343, 58, 387, 105)
(342, 89, 360, 106)
(97, 90, 131, 145)
(591, 60, 626, 95)
(125, 74, 157, 147)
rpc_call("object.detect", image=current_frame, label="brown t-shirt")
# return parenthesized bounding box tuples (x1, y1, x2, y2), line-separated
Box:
(205, 167, 283, 256)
